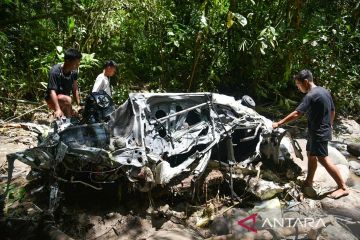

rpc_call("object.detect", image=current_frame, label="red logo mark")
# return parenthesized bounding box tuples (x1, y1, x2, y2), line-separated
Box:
(237, 213, 258, 233)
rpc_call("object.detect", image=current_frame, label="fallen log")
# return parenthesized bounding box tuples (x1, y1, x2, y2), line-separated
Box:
(0, 96, 41, 105)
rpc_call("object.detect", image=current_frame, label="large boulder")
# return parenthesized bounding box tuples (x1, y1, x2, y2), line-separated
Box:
(321, 190, 360, 221)
(294, 139, 349, 171)
(313, 164, 350, 189)
(349, 160, 360, 176)
(347, 143, 360, 157)
(328, 145, 349, 166)
(319, 220, 358, 240)
(335, 119, 360, 135)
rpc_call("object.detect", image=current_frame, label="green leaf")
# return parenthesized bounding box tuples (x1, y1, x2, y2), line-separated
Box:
(227, 11, 234, 29)
(200, 14, 208, 27)
(270, 26, 276, 35)
(270, 40, 275, 48)
(239, 40, 248, 51)
(261, 41, 268, 49)
(233, 13, 247, 27)
(68, 17, 75, 32)
(227, 19, 234, 29)
(260, 48, 265, 55)
(259, 28, 267, 37)
(40, 82, 47, 89)
(56, 46, 63, 53)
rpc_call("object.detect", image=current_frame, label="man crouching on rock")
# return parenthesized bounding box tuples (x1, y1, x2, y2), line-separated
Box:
(45, 48, 82, 118)
(272, 69, 349, 199)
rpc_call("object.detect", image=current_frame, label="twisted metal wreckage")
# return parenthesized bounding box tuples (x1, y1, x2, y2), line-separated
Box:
(6, 92, 303, 211)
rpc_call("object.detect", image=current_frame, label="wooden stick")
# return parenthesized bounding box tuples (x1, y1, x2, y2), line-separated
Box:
(3, 104, 47, 123)
(0, 96, 41, 105)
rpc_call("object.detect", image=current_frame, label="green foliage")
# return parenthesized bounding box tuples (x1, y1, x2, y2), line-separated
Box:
(1, 183, 26, 209)
(0, 0, 359, 117)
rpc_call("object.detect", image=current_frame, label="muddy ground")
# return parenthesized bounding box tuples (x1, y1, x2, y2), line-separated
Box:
(1, 111, 360, 240)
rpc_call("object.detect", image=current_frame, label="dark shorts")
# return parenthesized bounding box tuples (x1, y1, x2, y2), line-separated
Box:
(306, 138, 328, 157)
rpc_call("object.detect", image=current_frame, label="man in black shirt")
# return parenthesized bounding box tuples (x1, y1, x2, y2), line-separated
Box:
(273, 69, 349, 199)
(45, 48, 82, 118)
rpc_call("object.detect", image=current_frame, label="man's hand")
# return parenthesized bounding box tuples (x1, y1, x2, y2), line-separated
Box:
(54, 109, 64, 118)
(272, 122, 280, 129)
(272, 111, 302, 130)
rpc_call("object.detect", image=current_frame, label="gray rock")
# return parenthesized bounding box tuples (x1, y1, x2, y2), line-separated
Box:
(336, 119, 360, 135)
(330, 142, 347, 152)
(210, 216, 230, 235)
(328, 146, 349, 166)
(320, 221, 358, 240)
(219, 208, 252, 236)
(349, 160, 360, 171)
(148, 229, 195, 240)
(347, 143, 360, 157)
(294, 139, 349, 172)
(313, 164, 350, 189)
(245, 176, 288, 200)
(321, 191, 360, 221)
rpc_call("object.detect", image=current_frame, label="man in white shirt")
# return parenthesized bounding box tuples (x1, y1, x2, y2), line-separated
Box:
(92, 60, 117, 96)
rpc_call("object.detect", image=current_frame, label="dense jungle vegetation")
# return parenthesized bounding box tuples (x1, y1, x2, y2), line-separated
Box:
(0, 0, 359, 118)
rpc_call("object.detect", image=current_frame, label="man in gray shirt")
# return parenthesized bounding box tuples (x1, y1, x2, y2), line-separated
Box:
(273, 69, 349, 199)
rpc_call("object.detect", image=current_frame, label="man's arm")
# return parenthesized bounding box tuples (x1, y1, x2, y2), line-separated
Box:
(272, 110, 303, 128)
(73, 80, 80, 105)
(330, 110, 335, 127)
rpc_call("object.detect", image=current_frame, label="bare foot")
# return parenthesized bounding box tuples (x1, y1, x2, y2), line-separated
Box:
(328, 188, 350, 199)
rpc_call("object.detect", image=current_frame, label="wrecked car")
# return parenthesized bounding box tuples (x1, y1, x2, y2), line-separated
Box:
(6, 92, 303, 209)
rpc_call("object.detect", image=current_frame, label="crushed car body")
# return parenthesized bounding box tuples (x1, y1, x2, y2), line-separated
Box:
(6, 92, 303, 206)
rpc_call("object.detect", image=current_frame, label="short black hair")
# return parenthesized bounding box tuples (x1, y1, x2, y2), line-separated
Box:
(64, 48, 82, 62)
(293, 69, 313, 82)
(103, 60, 117, 69)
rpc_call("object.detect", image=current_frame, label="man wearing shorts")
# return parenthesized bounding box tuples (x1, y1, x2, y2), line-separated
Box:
(272, 69, 349, 199)
(45, 48, 82, 118)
